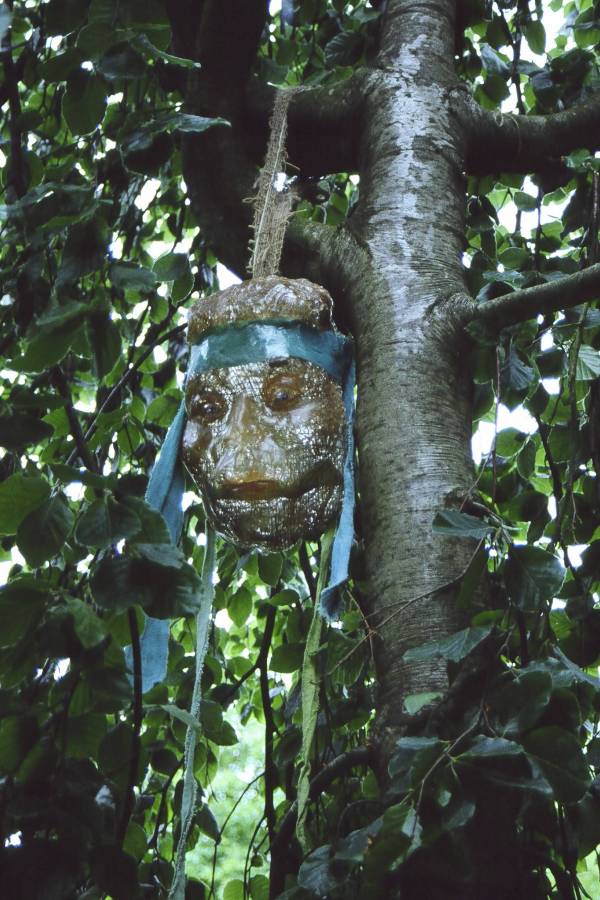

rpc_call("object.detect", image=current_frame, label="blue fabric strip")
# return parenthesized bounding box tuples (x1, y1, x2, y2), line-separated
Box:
(131, 320, 355, 691)
(319, 358, 356, 620)
(190, 323, 352, 383)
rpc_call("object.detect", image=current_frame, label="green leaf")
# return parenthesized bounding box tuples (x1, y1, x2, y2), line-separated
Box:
(504, 545, 565, 612)
(267, 588, 299, 607)
(65, 712, 107, 759)
(524, 20, 546, 55)
(123, 822, 148, 862)
(197, 803, 220, 842)
(98, 42, 146, 80)
(109, 261, 157, 292)
(495, 427, 528, 457)
(514, 191, 538, 211)
(388, 736, 443, 780)
(298, 846, 339, 897)
(0, 414, 54, 450)
(480, 43, 510, 75)
(91, 552, 202, 618)
(575, 345, 600, 381)
(0, 715, 38, 774)
(432, 509, 494, 539)
(0, 474, 51, 535)
(270, 642, 305, 673)
(0, 580, 46, 647)
(523, 726, 590, 803)
(258, 552, 283, 586)
(460, 736, 524, 759)
(76, 22, 116, 58)
(403, 692, 443, 715)
(171, 265, 194, 302)
(17, 494, 74, 566)
(64, 597, 107, 648)
(228, 586, 252, 627)
(87, 314, 121, 378)
(62, 71, 107, 135)
(200, 701, 238, 745)
(133, 32, 202, 69)
(152, 252, 190, 281)
(223, 881, 245, 900)
(57, 215, 109, 286)
(158, 703, 201, 731)
(403, 625, 493, 664)
(75, 497, 141, 549)
(488, 670, 553, 737)
(498, 247, 530, 269)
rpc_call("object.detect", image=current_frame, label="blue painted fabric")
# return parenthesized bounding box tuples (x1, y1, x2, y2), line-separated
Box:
(131, 320, 356, 691)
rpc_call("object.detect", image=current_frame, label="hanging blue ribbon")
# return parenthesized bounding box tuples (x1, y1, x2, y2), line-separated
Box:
(130, 321, 355, 691)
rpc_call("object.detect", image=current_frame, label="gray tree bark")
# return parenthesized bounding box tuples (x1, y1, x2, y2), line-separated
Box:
(333, 0, 474, 747)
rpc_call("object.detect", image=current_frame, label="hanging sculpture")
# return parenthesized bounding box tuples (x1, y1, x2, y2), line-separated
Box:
(182, 274, 351, 550)
(130, 88, 356, 900)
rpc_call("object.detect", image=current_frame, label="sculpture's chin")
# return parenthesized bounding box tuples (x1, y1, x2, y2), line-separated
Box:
(204, 483, 343, 550)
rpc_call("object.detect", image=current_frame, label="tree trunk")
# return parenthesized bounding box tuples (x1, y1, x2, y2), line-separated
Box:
(181, 0, 478, 749)
(346, 0, 474, 746)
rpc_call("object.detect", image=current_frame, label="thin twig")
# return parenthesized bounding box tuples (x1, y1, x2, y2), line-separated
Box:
(117, 608, 143, 847)
(66, 322, 185, 465)
(258, 605, 277, 843)
(52, 368, 99, 473)
(209, 772, 264, 899)
(299, 543, 317, 603)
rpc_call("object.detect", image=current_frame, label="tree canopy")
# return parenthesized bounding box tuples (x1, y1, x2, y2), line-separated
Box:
(2, 1, 600, 898)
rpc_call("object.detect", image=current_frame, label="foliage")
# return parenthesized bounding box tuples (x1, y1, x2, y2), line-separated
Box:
(1, 0, 600, 899)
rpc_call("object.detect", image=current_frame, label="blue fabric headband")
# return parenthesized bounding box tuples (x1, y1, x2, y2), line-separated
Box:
(132, 320, 356, 691)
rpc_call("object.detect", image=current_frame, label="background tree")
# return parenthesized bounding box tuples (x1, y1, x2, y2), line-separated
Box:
(2, 0, 600, 897)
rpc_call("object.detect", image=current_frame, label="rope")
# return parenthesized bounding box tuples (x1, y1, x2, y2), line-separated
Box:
(168, 525, 217, 900)
(249, 88, 296, 278)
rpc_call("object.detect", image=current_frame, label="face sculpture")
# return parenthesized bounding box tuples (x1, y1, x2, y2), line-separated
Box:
(182, 357, 346, 549)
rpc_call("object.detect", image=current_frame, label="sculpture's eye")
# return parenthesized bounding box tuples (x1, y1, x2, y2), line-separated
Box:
(264, 373, 303, 411)
(189, 391, 227, 423)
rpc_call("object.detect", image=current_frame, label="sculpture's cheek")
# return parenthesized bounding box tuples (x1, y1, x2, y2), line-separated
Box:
(182, 420, 213, 472)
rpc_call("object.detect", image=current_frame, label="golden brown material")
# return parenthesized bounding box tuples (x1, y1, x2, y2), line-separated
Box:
(187, 275, 333, 344)
(183, 277, 346, 549)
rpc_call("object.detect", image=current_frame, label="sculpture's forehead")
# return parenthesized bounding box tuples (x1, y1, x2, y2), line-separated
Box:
(186, 358, 336, 393)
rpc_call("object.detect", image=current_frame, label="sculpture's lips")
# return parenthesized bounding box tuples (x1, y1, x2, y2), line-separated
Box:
(218, 480, 292, 501)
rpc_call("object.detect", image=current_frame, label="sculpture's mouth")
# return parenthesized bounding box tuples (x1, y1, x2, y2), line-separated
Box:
(213, 460, 343, 503)
(218, 479, 292, 501)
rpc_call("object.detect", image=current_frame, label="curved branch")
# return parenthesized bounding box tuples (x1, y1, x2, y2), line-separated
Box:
(465, 92, 600, 175)
(282, 217, 374, 332)
(269, 745, 377, 897)
(470, 263, 600, 331)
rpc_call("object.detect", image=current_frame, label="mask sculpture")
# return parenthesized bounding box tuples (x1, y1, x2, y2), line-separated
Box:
(135, 276, 356, 691)
(182, 275, 350, 550)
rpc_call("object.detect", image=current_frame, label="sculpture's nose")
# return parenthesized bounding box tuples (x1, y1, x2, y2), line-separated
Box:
(214, 395, 284, 484)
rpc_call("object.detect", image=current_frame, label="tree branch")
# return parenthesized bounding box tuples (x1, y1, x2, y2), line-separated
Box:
(282, 217, 374, 333)
(52, 368, 99, 473)
(116, 607, 143, 847)
(465, 92, 600, 175)
(2, 23, 27, 199)
(243, 74, 363, 176)
(269, 746, 376, 897)
(179, 0, 269, 276)
(178, 2, 364, 274)
(470, 263, 600, 331)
